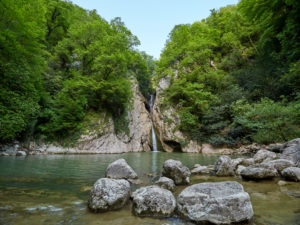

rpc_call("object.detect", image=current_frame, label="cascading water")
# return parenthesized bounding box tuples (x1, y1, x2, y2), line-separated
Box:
(150, 95, 158, 152)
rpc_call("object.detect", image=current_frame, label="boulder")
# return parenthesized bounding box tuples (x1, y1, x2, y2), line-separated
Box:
(155, 177, 175, 191)
(236, 165, 247, 175)
(16, 151, 26, 156)
(191, 165, 210, 175)
(266, 143, 284, 153)
(88, 178, 130, 212)
(281, 167, 300, 182)
(241, 158, 255, 167)
(105, 159, 138, 180)
(177, 181, 253, 224)
(162, 159, 191, 185)
(240, 164, 278, 180)
(262, 159, 294, 173)
(0, 152, 9, 156)
(230, 158, 245, 171)
(253, 150, 277, 163)
(132, 185, 176, 217)
(214, 156, 234, 176)
(280, 138, 300, 167)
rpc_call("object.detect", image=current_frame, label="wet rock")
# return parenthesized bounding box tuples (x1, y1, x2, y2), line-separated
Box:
(105, 159, 138, 180)
(162, 159, 191, 185)
(155, 177, 175, 191)
(132, 185, 176, 217)
(281, 167, 300, 182)
(262, 159, 294, 173)
(16, 151, 26, 156)
(280, 138, 300, 167)
(253, 149, 277, 163)
(88, 178, 130, 212)
(240, 164, 278, 180)
(177, 181, 253, 224)
(191, 165, 210, 175)
(214, 156, 234, 176)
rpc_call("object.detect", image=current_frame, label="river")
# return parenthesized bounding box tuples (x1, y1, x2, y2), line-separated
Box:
(0, 152, 299, 225)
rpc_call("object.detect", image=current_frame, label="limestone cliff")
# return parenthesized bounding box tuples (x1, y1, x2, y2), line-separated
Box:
(29, 79, 152, 154)
(152, 76, 201, 153)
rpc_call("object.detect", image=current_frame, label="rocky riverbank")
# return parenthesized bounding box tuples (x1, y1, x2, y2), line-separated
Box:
(86, 139, 299, 225)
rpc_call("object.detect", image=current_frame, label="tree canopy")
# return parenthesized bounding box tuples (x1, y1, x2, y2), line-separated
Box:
(155, 1, 300, 146)
(0, 0, 154, 143)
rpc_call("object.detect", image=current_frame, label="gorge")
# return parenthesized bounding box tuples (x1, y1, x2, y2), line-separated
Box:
(1, 0, 300, 224)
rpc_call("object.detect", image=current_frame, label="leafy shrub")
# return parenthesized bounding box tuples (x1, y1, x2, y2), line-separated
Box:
(232, 98, 300, 144)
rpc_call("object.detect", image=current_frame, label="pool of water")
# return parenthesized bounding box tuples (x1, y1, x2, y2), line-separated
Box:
(0, 152, 299, 225)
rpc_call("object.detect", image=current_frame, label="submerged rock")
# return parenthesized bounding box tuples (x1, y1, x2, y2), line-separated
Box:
(177, 181, 253, 224)
(132, 185, 176, 217)
(281, 167, 300, 182)
(162, 159, 191, 185)
(214, 156, 234, 176)
(88, 178, 130, 212)
(253, 150, 277, 163)
(240, 164, 278, 180)
(105, 159, 138, 180)
(155, 177, 175, 191)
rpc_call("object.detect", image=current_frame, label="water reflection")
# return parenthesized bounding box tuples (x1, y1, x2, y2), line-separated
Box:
(0, 153, 299, 225)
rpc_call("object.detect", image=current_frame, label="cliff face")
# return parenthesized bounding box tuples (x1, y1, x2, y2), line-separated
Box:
(29, 80, 152, 154)
(152, 76, 201, 153)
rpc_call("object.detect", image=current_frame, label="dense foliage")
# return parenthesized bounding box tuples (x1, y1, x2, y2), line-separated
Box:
(156, 1, 300, 145)
(0, 0, 154, 143)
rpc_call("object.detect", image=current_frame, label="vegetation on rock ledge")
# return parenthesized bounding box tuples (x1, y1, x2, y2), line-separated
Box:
(155, 0, 300, 146)
(0, 0, 154, 144)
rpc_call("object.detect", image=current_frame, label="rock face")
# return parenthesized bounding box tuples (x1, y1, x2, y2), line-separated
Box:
(88, 178, 130, 212)
(214, 156, 234, 176)
(162, 159, 191, 185)
(240, 164, 278, 180)
(30, 79, 152, 154)
(155, 177, 175, 191)
(280, 138, 300, 167)
(152, 75, 201, 153)
(132, 185, 176, 217)
(177, 181, 253, 224)
(253, 150, 277, 163)
(281, 167, 300, 181)
(105, 159, 138, 180)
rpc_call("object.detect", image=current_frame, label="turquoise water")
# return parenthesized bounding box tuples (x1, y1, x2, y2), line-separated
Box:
(0, 152, 299, 225)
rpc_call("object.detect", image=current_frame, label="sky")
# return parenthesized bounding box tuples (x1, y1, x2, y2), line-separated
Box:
(71, 0, 239, 59)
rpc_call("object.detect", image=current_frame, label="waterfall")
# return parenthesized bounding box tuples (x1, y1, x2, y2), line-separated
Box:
(150, 95, 158, 152)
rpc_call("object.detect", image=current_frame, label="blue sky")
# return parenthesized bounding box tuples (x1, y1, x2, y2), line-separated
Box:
(72, 0, 238, 59)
